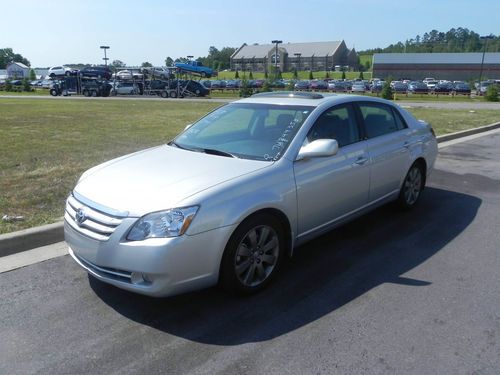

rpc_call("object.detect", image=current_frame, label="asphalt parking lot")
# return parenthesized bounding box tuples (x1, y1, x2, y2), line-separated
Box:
(0, 130, 499, 374)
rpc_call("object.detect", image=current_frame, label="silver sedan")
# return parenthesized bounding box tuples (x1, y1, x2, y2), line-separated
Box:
(64, 92, 438, 297)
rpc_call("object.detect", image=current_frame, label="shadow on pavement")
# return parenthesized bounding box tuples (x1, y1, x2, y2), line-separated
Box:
(90, 187, 480, 345)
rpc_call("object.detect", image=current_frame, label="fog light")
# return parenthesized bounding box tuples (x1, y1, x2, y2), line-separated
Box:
(130, 272, 144, 285)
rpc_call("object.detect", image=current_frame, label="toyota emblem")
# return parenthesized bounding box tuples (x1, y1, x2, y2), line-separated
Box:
(75, 208, 87, 225)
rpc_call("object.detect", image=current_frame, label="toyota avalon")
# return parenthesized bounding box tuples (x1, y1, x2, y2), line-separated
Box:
(64, 92, 438, 297)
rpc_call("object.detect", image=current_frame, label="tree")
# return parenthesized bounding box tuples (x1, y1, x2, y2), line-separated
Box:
(484, 84, 499, 102)
(165, 57, 174, 66)
(248, 71, 253, 79)
(141, 61, 153, 67)
(111, 60, 126, 68)
(381, 80, 393, 100)
(235, 70, 239, 79)
(239, 79, 252, 97)
(293, 68, 298, 79)
(341, 70, 346, 80)
(29, 69, 36, 80)
(0, 48, 30, 69)
(359, 71, 364, 80)
(309, 70, 314, 80)
(22, 78, 31, 92)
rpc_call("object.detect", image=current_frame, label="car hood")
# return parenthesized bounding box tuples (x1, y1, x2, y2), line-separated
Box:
(74, 145, 271, 216)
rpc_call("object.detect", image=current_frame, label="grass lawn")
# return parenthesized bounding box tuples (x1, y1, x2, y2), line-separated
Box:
(1, 97, 498, 234)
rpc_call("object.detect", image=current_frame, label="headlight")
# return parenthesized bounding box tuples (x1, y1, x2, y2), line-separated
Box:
(127, 206, 199, 241)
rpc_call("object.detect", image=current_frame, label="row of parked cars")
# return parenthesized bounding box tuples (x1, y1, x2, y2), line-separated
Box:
(199, 77, 478, 95)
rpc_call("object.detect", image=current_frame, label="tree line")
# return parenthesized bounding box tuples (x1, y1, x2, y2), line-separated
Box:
(360, 28, 500, 54)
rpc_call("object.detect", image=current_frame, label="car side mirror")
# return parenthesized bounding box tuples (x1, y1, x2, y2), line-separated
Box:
(296, 139, 339, 161)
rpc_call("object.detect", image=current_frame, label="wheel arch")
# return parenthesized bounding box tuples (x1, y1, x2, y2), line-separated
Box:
(227, 208, 294, 258)
(413, 157, 427, 189)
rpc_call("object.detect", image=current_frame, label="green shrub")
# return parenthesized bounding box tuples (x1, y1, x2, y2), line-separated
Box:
(381, 81, 393, 100)
(341, 70, 346, 80)
(248, 71, 253, 79)
(308, 70, 314, 80)
(262, 80, 272, 92)
(238, 79, 252, 97)
(235, 70, 239, 79)
(22, 78, 31, 92)
(484, 84, 499, 102)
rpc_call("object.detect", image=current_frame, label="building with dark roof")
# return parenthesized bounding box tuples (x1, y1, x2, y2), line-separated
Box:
(230, 41, 358, 72)
(372, 53, 500, 81)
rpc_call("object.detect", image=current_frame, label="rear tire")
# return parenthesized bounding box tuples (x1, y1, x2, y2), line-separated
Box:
(397, 162, 424, 210)
(169, 90, 177, 98)
(220, 213, 285, 294)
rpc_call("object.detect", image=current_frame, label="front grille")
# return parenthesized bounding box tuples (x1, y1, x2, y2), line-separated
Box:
(65, 195, 124, 241)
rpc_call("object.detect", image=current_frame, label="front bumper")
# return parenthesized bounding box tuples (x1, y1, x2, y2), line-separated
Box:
(65, 219, 236, 297)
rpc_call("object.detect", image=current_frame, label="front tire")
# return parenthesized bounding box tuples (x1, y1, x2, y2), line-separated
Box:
(220, 213, 285, 294)
(398, 163, 424, 209)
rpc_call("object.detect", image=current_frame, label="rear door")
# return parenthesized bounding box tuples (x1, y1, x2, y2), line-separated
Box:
(357, 102, 412, 201)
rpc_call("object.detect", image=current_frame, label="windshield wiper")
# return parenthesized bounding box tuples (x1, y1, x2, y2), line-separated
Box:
(202, 148, 238, 158)
(168, 141, 196, 152)
(168, 142, 237, 158)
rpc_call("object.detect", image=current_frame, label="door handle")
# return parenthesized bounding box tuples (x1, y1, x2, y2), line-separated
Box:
(354, 157, 368, 165)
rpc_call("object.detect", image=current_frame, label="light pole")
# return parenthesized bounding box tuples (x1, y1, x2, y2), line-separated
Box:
(478, 35, 494, 94)
(100, 46, 110, 66)
(271, 39, 282, 80)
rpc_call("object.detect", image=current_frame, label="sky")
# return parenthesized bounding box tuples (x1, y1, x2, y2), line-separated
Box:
(2, 0, 499, 68)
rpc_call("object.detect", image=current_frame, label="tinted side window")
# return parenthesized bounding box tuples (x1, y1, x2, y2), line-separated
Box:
(307, 104, 360, 147)
(359, 103, 399, 138)
(392, 108, 408, 130)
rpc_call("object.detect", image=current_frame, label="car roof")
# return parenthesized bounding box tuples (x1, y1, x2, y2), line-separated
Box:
(236, 92, 394, 108)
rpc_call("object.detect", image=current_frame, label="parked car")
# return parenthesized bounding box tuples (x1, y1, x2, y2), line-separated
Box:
(48, 65, 78, 78)
(201, 80, 212, 88)
(370, 81, 384, 93)
(294, 80, 310, 90)
(329, 81, 349, 92)
(351, 81, 366, 93)
(210, 80, 223, 89)
(434, 82, 454, 94)
(408, 81, 429, 94)
(476, 81, 494, 95)
(453, 82, 471, 95)
(174, 60, 215, 78)
(309, 80, 328, 91)
(114, 70, 143, 80)
(183, 80, 210, 97)
(109, 81, 139, 95)
(141, 67, 172, 80)
(80, 66, 113, 80)
(425, 80, 439, 91)
(64, 91, 438, 297)
(225, 80, 240, 89)
(392, 82, 408, 93)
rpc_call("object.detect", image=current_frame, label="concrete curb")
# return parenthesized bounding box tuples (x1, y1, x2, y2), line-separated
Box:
(1, 121, 499, 258)
(0, 222, 64, 257)
(436, 121, 500, 143)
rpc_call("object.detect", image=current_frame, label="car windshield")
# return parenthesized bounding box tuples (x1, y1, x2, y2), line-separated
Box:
(173, 103, 314, 161)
